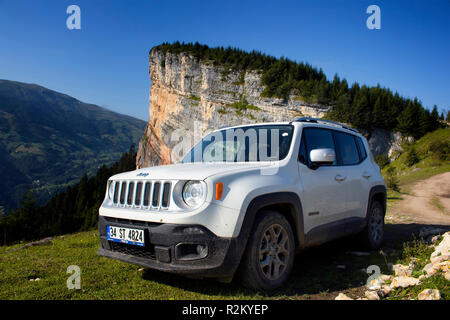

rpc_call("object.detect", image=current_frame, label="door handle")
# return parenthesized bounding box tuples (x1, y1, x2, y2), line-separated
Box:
(362, 172, 371, 179)
(335, 174, 346, 181)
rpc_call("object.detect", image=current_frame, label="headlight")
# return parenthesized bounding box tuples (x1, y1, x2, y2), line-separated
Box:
(182, 181, 206, 208)
(108, 181, 114, 199)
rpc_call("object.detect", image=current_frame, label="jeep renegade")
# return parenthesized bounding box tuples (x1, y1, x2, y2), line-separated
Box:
(98, 117, 386, 290)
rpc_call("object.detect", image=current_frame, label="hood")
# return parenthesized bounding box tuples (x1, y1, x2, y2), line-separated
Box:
(110, 162, 273, 181)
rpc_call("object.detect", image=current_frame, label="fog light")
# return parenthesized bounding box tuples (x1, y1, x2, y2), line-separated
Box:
(176, 243, 208, 261)
(196, 244, 207, 256)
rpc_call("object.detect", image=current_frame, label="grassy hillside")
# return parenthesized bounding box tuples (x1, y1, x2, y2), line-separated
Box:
(382, 127, 450, 187)
(0, 80, 146, 210)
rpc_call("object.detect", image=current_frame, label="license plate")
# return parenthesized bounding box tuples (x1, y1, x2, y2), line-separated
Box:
(107, 226, 145, 247)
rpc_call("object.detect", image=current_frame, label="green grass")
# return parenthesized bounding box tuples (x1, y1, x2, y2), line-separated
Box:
(0, 231, 262, 300)
(0, 230, 395, 300)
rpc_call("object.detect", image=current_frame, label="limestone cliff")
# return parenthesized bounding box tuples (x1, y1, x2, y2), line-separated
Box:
(137, 49, 330, 168)
(137, 48, 403, 168)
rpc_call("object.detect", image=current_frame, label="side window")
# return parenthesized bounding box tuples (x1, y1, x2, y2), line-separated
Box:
(302, 128, 336, 166)
(334, 131, 360, 165)
(355, 136, 367, 161)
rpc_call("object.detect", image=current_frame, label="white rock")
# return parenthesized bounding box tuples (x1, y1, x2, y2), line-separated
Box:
(423, 263, 438, 276)
(366, 278, 383, 290)
(431, 235, 440, 244)
(365, 290, 380, 300)
(390, 276, 420, 288)
(431, 232, 450, 261)
(381, 285, 391, 297)
(430, 254, 450, 264)
(335, 293, 353, 300)
(380, 274, 393, 282)
(417, 289, 441, 300)
(336, 265, 346, 270)
(393, 264, 413, 277)
(444, 271, 450, 281)
(435, 261, 450, 273)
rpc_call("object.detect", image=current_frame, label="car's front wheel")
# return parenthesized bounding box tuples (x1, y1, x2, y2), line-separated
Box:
(238, 210, 295, 291)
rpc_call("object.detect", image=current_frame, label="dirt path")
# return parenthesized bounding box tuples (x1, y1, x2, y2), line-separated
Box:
(388, 172, 450, 225)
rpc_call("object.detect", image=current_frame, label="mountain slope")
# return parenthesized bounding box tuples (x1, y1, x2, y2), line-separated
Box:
(0, 80, 146, 210)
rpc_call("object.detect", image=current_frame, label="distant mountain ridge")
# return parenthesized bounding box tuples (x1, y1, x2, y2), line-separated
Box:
(0, 79, 146, 210)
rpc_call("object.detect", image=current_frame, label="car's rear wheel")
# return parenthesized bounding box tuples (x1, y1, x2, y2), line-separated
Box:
(239, 210, 295, 291)
(358, 200, 385, 250)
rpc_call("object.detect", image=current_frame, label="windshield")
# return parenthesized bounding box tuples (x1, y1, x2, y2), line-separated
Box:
(182, 124, 294, 163)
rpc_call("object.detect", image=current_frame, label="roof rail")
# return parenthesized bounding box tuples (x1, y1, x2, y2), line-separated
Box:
(292, 117, 359, 133)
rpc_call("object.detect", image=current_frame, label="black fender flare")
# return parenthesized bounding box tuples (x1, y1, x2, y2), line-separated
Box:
(235, 192, 306, 258)
(366, 185, 387, 219)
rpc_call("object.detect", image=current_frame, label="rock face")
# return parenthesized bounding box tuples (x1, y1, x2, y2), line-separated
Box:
(137, 48, 404, 168)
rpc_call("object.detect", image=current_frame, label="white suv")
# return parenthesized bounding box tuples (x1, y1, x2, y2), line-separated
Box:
(98, 117, 386, 290)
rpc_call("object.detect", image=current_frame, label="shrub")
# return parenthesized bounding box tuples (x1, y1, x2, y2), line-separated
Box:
(385, 167, 400, 192)
(429, 140, 450, 161)
(376, 154, 390, 169)
(405, 146, 420, 167)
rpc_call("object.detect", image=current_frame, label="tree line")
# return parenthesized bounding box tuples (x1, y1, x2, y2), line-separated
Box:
(0, 146, 136, 246)
(155, 42, 447, 139)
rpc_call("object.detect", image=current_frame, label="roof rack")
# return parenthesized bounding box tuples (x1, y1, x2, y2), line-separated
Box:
(292, 117, 359, 133)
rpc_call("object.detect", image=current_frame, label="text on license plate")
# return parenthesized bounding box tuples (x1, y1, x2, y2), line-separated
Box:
(107, 225, 145, 246)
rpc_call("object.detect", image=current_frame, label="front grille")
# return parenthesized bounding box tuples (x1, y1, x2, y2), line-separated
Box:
(110, 241, 156, 260)
(111, 180, 172, 210)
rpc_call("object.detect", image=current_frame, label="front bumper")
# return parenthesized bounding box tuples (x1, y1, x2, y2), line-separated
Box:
(97, 215, 243, 278)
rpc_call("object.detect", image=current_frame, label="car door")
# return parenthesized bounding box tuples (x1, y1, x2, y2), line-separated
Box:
(332, 131, 370, 220)
(297, 127, 347, 234)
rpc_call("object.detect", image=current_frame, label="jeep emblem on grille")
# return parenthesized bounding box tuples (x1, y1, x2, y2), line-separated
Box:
(136, 173, 149, 177)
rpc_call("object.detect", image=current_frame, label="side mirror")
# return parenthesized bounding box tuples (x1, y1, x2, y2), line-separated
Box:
(309, 148, 335, 169)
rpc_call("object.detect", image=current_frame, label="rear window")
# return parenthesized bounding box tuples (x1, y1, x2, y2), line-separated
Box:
(334, 131, 360, 166)
(355, 136, 367, 160)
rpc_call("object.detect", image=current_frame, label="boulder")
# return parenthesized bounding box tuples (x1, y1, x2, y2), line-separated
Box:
(393, 264, 413, 277)
(390, 276, 420, 288)
(417, 289, 441, 300)
(431, 232, 450, 260)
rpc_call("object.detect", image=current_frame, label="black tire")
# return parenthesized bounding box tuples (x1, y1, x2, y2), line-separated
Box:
(238, 210, 295, 291)
(358, 200, 385, 250)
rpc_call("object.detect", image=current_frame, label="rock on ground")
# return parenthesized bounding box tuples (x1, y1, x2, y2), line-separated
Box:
(417, 289, 441, 300)
(393, 264, 413, 277)
(365, 290, 380, 300)
(335, 293, 353, 300)
(390, 276, 420, 288)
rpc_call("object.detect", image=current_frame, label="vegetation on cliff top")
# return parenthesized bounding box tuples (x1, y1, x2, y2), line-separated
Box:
(153, 42, 447, 139)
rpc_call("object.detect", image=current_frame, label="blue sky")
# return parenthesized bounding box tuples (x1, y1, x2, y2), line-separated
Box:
(0, 0, 449, 120)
